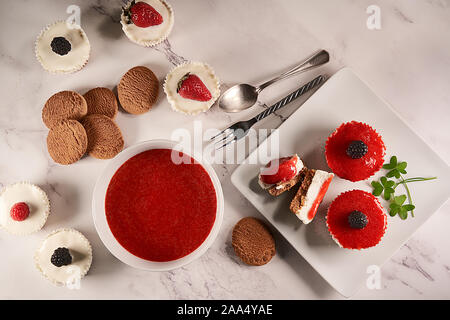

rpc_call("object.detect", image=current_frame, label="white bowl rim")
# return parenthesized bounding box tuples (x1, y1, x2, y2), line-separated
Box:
(92, 139, 224, 271)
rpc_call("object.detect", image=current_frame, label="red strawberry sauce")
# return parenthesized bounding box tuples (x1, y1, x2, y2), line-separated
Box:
(307, 176, 333, 220)
(105, 149, 217, 262)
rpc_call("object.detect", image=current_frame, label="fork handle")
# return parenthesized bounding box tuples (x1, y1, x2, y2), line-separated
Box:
(254, 75, 325, 122)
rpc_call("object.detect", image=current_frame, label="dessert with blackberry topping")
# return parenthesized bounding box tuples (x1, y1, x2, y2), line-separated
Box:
(325, 121, 386, 182)
(326, 190, 387, 250)
(35, 21, 90, 74)
(35, 228, 92, 286)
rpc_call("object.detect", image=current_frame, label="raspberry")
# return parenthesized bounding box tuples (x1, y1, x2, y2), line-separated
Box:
(10, 202, 30, 221)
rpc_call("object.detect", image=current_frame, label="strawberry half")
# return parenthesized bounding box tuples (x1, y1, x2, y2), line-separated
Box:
(123, 0, 163, 28)
(177, 73, 212, 101)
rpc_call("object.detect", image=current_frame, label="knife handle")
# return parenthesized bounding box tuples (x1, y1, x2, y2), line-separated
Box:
(254, 75, 325, 122)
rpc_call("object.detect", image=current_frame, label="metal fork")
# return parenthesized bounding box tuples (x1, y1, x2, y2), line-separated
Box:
(211, 75, 325, 150)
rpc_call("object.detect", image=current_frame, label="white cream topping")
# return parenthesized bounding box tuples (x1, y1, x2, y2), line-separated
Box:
(258, 155, 303, 190)
(164, 62, 220, 115)
(121, 0, 174, 46)
(35, 21, 90, 73)
(35, 228, 92, 286)
(295, 170, 333, 224)
(0, 183, 50, 235)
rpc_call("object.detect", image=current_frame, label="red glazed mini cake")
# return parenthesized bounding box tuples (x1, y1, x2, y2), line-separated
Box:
(325, 121, 386, 182)
(326, 190, 387, 250)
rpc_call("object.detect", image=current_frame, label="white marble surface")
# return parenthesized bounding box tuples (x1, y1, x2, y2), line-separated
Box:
(1, 0, 449, 299)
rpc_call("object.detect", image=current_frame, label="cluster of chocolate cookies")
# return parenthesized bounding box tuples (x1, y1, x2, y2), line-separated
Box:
(43, 66, 159, 165)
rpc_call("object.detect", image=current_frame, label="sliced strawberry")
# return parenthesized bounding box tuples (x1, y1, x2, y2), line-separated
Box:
(124, 1, 163, 28)
(177, 73, 212, 102)
(260, 156, 298, 185)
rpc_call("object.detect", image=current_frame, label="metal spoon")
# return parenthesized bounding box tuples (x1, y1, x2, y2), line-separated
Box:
(218, 50, 329, 113)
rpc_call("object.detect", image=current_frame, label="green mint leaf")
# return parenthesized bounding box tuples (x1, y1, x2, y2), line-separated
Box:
(373, 186, 383, 196)
(398, 207, 408, 220)
(402, 204, 415, 211)
(380, 176, 388, 186)
(384, 189, 393, 200)
(397, 162, 407, 171)
(386, 180, 395, 188)
(383, 163, 396, 170)
(394, 195, 407, 205)
(399, 169, 407, 174)
(389, 206, 399, 216)
(386, 169, 399, 178)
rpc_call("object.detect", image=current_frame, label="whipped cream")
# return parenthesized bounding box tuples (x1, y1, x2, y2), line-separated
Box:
(164, 62, 220, 115)
(35, 228, 92, 286)
(121, 0, 174, 47)
(258, 155, 303, 190)
(35, 21, 90, 74)
(0, 182, 50, 235)
(294, 170, 333, 224)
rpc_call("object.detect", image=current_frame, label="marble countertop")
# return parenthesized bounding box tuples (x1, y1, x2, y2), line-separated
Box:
(1, 0, 449, 299)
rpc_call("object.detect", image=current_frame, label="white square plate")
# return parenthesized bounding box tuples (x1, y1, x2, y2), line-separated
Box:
(231, 68, 450, 297)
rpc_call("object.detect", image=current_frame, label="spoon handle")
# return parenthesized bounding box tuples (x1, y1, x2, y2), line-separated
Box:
(255, 50, 329, 93)
(254, 75, 325, 122)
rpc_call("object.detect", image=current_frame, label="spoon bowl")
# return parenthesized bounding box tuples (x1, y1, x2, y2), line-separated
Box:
(219, 84, 258, 113)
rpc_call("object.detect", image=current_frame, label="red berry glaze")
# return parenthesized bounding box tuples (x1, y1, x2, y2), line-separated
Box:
(260, 156, 299, 185)
(10, 202, 30, 221)
(130, 1, 163, 28)
(326, 190, 387, 250)
(325, 121, 386, 182)
(177, 73, 212, 102)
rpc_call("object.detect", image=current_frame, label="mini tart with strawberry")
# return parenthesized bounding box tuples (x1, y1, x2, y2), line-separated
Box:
(325, 121, 386, 182)
(164, 62, 220, 115)
(0, 182, 50, 235)
(326, 190, 387, 250)
(121, 0, 174, 47)
(35, 21, 90, 74)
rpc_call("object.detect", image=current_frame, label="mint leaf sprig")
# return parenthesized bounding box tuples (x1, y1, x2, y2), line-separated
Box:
(371, 156, 437, 220)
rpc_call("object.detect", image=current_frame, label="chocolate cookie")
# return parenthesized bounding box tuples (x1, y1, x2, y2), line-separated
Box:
(232, 217, 276, 266)
(42, 91, 87, 128)
(117, 66, 159, 114)
(83, 87, 118, 119)
(81, 114, 124, 159)
(47, 120, 88, 165)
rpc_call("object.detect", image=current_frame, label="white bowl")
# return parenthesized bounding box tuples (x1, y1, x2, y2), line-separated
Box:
(92, 139, 224, 271)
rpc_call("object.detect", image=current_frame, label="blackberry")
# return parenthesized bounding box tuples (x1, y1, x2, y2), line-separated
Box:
(348, 211, 368, 229)
(51, 247, 72, 267)
(51, 37, 71, 56)
(346, 140, 368, 159)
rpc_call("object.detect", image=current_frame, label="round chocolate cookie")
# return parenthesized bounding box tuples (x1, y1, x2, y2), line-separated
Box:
(117, 66, 159, 114)
(81, 114, 124, 159)
(232, 217, 276, 266)
(83, 87, 118, 119)
(42, 91, 87, 128)
(47, 120, 88, 165)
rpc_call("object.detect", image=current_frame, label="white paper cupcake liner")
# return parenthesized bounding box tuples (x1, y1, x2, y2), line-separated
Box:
(34, 228, 93, 287)
(163, 61, 221, 115)
(0, 182, 50, 236)
(35, 21, 90, 74)
(121, 0, 174, 47)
